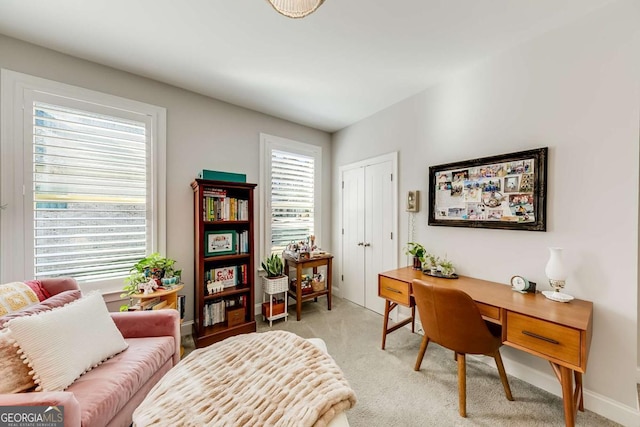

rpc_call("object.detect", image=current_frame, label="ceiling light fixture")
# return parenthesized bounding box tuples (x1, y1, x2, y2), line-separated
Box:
(266, 0, 325, 18)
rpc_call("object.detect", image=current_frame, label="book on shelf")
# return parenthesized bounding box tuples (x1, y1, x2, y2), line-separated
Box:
(152, 300, 168, 310)
(203, 188, 226, 197)
(203, 299, 225, 327)
(144, 301, 161, 310)
(139, 297, 160, 310)
(203, 297, 246, 327)
(177, 294, 186, 319)
(202, 194, 249, 221)
(237, 230, 249, 253)
(238, 264, 248, 286)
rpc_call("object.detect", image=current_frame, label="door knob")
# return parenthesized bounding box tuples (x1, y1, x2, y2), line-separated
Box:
(364, 243, 371, 247)
(357, 242, 364, 246)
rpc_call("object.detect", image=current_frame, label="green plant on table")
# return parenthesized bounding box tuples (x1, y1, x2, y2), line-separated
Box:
(438, 258, 455, 276)
(405, 242, 427, 263)
(426, 254, 441, 270)
(120, 253, 181, 311)
(261, 253, 285, 278)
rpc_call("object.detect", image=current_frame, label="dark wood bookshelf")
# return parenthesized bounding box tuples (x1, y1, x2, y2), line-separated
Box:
(191, 179, 257, 348)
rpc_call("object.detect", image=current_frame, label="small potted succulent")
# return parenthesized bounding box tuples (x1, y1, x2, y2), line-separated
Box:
(261, 253, 288, 294)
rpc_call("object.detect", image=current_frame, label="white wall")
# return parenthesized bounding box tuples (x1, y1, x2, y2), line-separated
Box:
(0, 34, 332, 326)
(332, 0, 639, 424)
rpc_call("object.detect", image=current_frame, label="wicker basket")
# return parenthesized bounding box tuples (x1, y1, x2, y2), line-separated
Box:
(311, 279, 325, 292)
(262, 276, 288, 294)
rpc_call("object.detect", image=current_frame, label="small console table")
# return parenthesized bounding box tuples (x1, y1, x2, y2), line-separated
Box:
(283, 253, 333, 321)
(378, 267, 593, 427)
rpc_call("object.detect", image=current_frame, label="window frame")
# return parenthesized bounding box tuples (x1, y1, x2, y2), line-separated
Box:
(0, 69, 167, 293)
(259, 133, 322, 263)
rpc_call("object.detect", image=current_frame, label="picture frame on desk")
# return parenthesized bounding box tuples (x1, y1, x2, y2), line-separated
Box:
(428, 147, 547, 231)
(205, 230, 237, 256)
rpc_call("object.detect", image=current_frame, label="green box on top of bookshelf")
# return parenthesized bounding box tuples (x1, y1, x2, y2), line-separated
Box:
(199, 170, 246, 183)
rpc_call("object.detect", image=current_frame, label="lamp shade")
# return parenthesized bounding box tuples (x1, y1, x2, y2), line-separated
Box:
(266, 0, 325, 18)
(544, 247, 567, 281)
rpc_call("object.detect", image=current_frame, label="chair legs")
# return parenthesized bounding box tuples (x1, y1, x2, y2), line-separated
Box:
(493, 350, 514, 401)
(456, 351, 513, 418)
(415, 342, 513, 418)
(414, 335, 430, 371)
(457, 353, 466, 417)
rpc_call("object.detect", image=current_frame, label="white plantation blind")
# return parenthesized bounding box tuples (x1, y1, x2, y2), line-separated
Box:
(270, 149, 315, 254)
(32, 101, 149, 281)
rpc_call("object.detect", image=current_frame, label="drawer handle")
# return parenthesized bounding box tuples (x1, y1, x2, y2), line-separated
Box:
(522, 330, 559, 345)
(384, 287, 402, 294)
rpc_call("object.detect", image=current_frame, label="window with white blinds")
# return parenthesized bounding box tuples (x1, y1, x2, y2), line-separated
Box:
(260, 134, 322, 258)
(0, 70, 166, 291)
(270, 149, 315, 254)
(32, 102, 148, 281)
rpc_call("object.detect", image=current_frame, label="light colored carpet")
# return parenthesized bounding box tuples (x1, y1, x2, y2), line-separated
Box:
(184, 296, 620, 426)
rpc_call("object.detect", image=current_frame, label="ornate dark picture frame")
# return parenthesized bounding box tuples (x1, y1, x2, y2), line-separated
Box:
(428, 147, 547, 231)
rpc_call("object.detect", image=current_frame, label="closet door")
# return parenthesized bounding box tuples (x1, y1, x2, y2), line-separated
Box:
(341, 167, 365, 306)
(363, 160, 394, 315)
(340, 152, 397, 316)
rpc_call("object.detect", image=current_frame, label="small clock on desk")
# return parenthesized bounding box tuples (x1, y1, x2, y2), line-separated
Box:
(510, 275, 536, 293)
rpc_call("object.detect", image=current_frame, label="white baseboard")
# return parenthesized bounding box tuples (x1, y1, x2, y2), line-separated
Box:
(472, 354, 640, 427)
(332, 286, 342, 299)
(180, 320, 193, 337)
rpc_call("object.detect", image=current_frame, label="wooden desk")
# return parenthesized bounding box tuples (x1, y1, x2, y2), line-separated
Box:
(284, 253, 333, 321)
(378, 267, 593, 427)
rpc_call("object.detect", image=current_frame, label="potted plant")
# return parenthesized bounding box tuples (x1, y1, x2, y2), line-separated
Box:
(405, 242, 427, 270)
(120, 253, 182, 311)
(424, 254, 440, 274)
(261, 253, 288, 294)
(438, 258, 456, 277)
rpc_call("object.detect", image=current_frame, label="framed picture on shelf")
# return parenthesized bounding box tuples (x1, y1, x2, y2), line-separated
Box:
(205, 230, 237, 256)
(428, 147, 547, 231)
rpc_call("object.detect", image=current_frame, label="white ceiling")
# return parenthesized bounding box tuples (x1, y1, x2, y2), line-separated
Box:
(0, 0, 613, 132)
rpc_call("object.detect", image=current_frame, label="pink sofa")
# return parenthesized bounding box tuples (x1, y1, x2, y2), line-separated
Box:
(0, 278, 181, 427)
(0, 277, 82, 327)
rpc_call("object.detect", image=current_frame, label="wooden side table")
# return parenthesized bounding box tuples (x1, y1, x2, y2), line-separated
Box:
(129, 284, 185, 356)
(283, 253, 333, 321)
(129, 284, 184, 310)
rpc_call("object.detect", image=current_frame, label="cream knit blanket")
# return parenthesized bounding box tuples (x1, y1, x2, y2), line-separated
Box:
(133, 331, 357, 427)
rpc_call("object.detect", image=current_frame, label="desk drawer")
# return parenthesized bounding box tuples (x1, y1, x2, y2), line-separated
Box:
(379, 277, 411, 306)
(476, 302, 500, 322)
(506, 312, 581, 367)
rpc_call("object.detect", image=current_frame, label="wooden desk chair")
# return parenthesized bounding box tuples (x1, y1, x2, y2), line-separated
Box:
(412, 279, 514, 417)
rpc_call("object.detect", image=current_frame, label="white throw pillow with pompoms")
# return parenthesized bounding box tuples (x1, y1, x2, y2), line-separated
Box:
(6, 292, 128, 391)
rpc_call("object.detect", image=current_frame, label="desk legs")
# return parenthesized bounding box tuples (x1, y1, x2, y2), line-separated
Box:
(550, 362, 584, 427)
(381, 299, 415, 350)
(574, 371, 584, 411)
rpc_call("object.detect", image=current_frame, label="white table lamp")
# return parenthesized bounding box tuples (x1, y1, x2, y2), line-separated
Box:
(543, 247, 573, 302)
